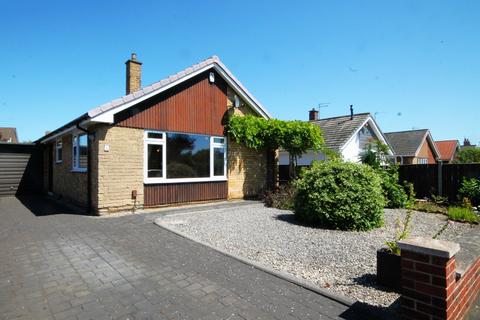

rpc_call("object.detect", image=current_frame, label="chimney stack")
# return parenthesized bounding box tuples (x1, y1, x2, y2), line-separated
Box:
(350, 105, 354, 120)
(309, 108, 319, 121)
(125, 53, 142, 95)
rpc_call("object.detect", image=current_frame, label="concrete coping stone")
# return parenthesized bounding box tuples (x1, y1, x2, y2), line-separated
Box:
(398, 236, 460, 259)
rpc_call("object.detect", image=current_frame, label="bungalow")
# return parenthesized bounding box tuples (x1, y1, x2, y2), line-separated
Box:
(38, 55, 273, 214)
(385, 129, 440, 164)
(279, 107, 393, 165)
(435, 140, 460, 163)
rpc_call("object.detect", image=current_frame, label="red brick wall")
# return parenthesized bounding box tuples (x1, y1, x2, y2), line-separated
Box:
(400, 250, 480, 319)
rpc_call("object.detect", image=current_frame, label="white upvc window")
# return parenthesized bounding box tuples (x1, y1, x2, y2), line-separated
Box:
(418, 158, 428, 164)
(72, 133, 88, 172)
(144, 130, 227, 184)
(55, 140, 63, 164)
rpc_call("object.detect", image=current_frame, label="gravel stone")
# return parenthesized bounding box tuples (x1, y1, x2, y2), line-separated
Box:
(159, 203, 478, 307)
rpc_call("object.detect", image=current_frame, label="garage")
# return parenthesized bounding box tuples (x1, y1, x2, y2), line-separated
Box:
(0, 143, 43, 197)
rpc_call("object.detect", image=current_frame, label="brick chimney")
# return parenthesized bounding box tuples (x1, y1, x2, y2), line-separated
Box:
(125, 53, 142, 95)
(309, 108, 319, 121)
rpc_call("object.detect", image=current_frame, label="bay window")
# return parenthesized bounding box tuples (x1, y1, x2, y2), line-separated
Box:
(144, 131, 227, 183)
(72, 134, 88, 172)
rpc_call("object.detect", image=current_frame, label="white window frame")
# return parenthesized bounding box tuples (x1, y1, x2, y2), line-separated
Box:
(55, 139, 63, 164)
(144, 130, 227, 184)
(418, 158, 428, 164)
(72, 133, 88, 172)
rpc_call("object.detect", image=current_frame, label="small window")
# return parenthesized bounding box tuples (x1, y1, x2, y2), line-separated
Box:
(73, 134, 88, 171)
(55, 140, 63, 163)
(418, 158, 428, 164)
(213, 137, 225, 144)
(147, 132, 164, 140)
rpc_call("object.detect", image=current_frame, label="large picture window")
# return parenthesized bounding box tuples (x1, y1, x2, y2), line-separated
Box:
(144, 131, 226, 183)
(72, 134, 88, 172)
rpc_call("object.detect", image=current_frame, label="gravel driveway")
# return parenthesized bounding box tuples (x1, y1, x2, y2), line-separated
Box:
(157, 202, 478, 307)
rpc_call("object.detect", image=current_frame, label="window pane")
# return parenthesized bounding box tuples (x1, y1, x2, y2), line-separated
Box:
(148, 132, 164, 139)
(78, 135, 88, 169)
(147, 144, 163, 177)
(56, 141, 62, 162)
(214, 147, 225, 176)
(167, 133, 210, 178)
(213, 137, 224, 144)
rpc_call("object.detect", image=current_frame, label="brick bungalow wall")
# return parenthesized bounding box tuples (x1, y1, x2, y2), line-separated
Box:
(399, 237, 480, 320)
(92, 125, 144, 214)
(43, 82, 269, 214)
(226, 86, 267, 199)
(49, 135, 88, 206)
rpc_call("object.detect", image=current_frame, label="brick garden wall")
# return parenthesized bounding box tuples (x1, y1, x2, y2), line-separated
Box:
(399, 237, 480, 320)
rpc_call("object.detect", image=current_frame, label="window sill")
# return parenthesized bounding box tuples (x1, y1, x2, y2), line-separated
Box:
(55, 161, 63, 164)
(144, 177, 227, 184)
(71, 168, 87, 173)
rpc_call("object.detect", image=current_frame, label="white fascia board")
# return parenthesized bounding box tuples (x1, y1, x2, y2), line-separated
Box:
(40, 119, 93, 143)
(89, 63, 270, 124)
(339, 117, 394, 155)
(40, 126, 76, 143)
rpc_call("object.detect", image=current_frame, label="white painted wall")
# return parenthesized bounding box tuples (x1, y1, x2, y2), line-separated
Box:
(279, 150, 326, 165)
(341, 134, 362, 162)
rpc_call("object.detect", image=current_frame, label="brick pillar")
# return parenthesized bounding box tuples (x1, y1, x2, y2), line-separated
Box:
(398, 237, 460, 320)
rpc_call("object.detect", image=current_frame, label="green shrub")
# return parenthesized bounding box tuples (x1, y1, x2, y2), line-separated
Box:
(378, 166, 408, 208)
(293, 160, 385, 231)
(458, 178, 480, 206)
(447, 206, 479, 224)
(263, 184, 296, 210)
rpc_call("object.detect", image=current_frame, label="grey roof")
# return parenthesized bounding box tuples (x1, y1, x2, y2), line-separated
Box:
(310, 113, 371, 151)
(384, 129, 429, 156)
(88, 55, 270, 119)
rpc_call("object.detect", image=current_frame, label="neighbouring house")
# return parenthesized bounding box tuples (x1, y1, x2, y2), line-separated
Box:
(37, 54, 273, 214)
(279, 107, 393, 165)
(460, 138, 477, 151)
(435, 140, 460, 163)
(0, 128, 19, 143)
(385, 129, 440, 165)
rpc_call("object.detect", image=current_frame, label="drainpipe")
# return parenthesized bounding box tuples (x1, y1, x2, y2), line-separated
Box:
(76, 124, 92, 214)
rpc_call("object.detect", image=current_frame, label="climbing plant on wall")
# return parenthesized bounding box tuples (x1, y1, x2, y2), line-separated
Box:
(226, 115, 324, 178)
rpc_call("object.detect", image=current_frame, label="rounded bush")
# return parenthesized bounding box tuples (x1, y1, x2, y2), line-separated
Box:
(293, 160, 385, 231)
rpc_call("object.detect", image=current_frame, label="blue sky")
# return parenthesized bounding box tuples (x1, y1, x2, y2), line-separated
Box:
(1, 0, 478, 144)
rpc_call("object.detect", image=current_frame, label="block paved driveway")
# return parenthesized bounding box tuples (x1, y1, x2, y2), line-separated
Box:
(0, 196, 368, 320)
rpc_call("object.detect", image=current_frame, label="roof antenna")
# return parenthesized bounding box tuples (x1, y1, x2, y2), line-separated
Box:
(317, 102, 330, 119)
(350, 105, 353, 120)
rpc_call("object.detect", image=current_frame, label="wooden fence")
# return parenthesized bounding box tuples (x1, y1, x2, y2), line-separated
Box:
(279, 163, 480, 201)
(398, 163, 480, 200)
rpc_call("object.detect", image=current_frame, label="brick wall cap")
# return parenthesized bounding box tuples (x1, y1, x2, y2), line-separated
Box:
(398, 237, 460, 258)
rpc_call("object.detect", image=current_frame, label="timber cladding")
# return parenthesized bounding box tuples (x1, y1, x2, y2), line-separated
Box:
(144, 182, 228, 207)
(115, 71, 228, 136)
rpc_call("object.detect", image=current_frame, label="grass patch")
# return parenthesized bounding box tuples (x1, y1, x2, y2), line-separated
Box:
(447, 207, 479, 224)
(413, 201, 447, 214)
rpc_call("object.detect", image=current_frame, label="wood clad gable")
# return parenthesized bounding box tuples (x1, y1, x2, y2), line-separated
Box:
(114, 70, 228, 136)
